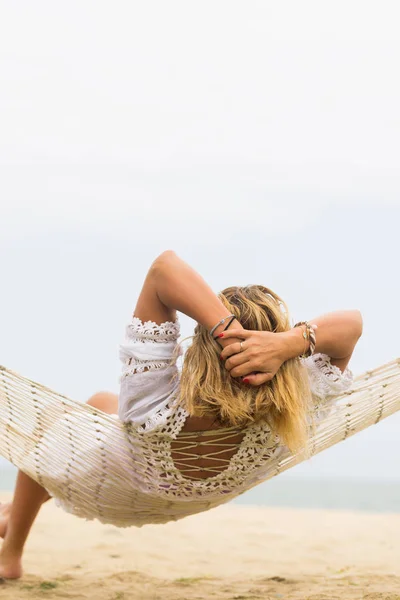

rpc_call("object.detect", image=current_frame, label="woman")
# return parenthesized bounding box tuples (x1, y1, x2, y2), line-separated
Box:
(0, 251, 362, 579)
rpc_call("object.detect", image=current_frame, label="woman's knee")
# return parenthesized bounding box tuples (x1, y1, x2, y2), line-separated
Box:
(86, 392, 118, 415)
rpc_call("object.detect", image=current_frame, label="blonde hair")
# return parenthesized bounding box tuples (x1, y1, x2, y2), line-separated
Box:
(179, 285, 312, 452)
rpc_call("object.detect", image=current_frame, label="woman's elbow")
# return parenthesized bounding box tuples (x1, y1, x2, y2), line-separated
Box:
(157, 250, 178, 262)
(352, 309, 363, 340)
(150, 250, 178, 277)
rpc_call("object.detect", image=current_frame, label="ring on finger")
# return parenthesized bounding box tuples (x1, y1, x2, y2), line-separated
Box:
(240, 341, 244, 352)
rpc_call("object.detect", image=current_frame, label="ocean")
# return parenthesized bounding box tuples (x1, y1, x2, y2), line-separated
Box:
(1, 465, 400, 513)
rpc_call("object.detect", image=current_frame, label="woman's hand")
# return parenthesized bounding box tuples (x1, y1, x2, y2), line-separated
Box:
(219, 329, 290, 386)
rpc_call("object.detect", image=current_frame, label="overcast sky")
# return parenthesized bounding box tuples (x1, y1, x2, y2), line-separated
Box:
(1, 0, 399, 482)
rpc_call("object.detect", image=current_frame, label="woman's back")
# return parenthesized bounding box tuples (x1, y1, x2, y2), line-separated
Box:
(118, 316, 353, 496)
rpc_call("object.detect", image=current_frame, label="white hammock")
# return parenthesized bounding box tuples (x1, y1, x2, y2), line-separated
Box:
(1, 359, 400, 524)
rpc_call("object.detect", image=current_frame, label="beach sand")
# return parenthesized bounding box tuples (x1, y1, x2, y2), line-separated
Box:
(1, 493, 400, 599)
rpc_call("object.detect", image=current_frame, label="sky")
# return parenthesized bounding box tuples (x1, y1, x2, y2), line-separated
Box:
(0, 0, 399, 482)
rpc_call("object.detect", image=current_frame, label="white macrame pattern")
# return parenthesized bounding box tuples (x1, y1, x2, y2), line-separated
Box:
(125, 407, 282, 499)
(2, 347, 398, 529)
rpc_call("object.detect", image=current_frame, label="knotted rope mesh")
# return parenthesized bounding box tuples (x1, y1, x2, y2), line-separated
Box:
(1, 359, 400, 522)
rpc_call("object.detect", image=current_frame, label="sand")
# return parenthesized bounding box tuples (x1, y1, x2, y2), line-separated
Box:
(1, 493, 400, 600)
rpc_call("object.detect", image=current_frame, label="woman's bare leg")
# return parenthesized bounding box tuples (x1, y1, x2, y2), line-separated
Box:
(86, 391, 118, 414)
(0, 391, 118, 579)
(0, 472, 49, 578)
(0, 503, 12, 538)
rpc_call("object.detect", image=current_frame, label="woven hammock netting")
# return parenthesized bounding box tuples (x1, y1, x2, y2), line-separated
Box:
(0, 359, 400, 518)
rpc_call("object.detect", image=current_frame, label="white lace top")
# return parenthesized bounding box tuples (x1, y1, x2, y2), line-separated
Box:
(119, 317, 353, 430)
(42, 316, 354, 529)
(114, 317, 353, 521)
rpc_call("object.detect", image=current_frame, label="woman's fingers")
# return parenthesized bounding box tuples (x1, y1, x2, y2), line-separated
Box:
(229, 361, 255, 378)
(220, 342, 247, 361)
(218, 328, 252, 340)
(244, 372, 274, 386)
(225, 352, 251, 372)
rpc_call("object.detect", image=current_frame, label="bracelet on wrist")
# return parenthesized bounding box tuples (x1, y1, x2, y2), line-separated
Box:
(213, 315, 236, 340)
(293, 321, 318, 359)
(209, 314, 235, 337)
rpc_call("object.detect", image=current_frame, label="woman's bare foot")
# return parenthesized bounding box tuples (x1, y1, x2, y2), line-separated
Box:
(0, 503, 11, 539)
(0, 550, 23, 579)
(0, 504, 23, 578)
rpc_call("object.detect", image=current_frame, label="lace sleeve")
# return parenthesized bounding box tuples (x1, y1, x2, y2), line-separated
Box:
(301, 353, 354, 422)
(302, 352, 354, 400)
(119, 317, 181, 376)
(118, 317, 181, 426)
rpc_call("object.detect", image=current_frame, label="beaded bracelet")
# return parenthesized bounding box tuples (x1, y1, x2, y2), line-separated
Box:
(293, 321, 317, 358)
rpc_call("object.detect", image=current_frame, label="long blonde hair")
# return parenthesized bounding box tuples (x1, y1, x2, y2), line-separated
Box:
(179, 285, 312, 452)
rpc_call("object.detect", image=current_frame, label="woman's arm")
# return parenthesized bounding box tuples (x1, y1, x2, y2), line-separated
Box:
(283, 310, 363, 371)
(220, 309, 363, 385)
(134, 250, 243, 341)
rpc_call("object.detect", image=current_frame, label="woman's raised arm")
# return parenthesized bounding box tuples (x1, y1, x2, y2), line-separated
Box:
(283, 310, 363, 371)
(133, 250, 243, 341)
(220, 310, 363, 385)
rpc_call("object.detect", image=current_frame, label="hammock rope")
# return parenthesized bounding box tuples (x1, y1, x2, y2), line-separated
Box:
(1, 358, 400, 520)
